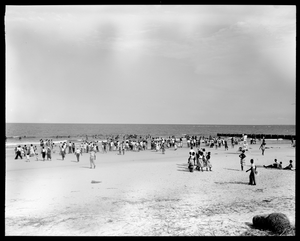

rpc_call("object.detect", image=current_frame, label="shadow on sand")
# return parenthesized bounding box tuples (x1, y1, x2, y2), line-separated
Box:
(215, 181, 249, 185)
(176, 163, 191, 172)
(224, 168, 242, 172)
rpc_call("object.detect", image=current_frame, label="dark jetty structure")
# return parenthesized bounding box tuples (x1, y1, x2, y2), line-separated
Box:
(217, 133, 295, 140)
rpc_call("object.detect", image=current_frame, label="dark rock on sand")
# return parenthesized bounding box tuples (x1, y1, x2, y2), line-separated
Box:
(252, 212, 291, 234)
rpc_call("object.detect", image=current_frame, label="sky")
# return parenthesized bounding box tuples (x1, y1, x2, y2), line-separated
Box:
(5, 5, 296, 125)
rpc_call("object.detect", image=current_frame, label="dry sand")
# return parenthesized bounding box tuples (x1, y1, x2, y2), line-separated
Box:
(5, 140, 295, 236)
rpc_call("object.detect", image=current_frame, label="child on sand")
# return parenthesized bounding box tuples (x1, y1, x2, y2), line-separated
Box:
(246, 159, 256, 185)
(239, 150, 246, 171)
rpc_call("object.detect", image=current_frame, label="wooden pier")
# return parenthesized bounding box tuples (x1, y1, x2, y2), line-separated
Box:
(217, 133, 296, 140)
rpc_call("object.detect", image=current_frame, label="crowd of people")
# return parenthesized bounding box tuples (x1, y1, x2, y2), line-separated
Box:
(13, 135, 295, 177)
(187, 146, 212, 172)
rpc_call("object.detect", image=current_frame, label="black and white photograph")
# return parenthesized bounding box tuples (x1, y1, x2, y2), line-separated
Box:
(5, 5, 295, 236)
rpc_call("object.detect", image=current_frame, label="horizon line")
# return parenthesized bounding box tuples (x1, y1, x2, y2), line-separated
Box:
(5, 122, 295, 126)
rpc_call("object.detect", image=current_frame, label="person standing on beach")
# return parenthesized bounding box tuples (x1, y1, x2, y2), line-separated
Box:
(68, 142, 72, 154)
(206, 152, 212, 171)
(196, 150, 204, 171)
(46, 146, 52, 161)
(29, 144, 35, 157)
(15, 145, 23, 159)
(61, 146, 66, 160)
(72, 143, 75, 153)
(259, 143, 266, 155)
(161, 142, 165, 154)
(25, 148, 30, 162)
(34, 146, 39, 161)
(188, 152, 195, 172)
(41, 146, 46, 161)
(122, 141, 126, 155)
(224, 140, 228, 151)
(246, 159, 256, 185)
(89, 146, 96, 169)
(239, 150, 246, 171)
(75, 147, 81, 162)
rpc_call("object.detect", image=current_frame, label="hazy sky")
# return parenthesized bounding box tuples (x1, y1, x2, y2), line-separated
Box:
(5, 5, 296, 125)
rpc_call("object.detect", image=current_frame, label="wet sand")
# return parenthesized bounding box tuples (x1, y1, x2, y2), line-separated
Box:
(5, 141, 295, 236)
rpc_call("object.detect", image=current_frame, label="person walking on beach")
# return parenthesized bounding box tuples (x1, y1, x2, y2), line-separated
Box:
(246, 159, 256, 185)
(15, 145, 23, 159)
(75, 147, 81, 162)
(89, 147, 96, 169)
(239, 150, 246, 171)
(259, 143, 266, 155)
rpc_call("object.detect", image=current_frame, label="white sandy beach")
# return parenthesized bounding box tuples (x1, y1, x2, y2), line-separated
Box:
(5, 140, 295, 236)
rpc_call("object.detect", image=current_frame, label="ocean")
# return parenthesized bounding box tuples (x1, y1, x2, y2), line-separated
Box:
(5, 123, 296, 146)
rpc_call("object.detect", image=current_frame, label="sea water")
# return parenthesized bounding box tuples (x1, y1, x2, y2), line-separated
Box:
(5, 123, 295, 146)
